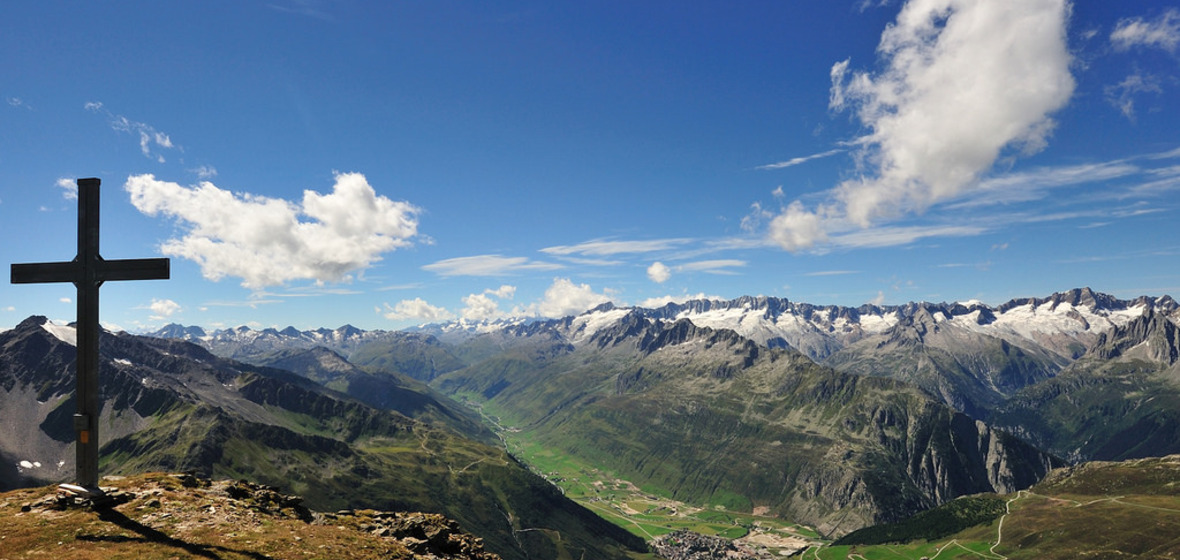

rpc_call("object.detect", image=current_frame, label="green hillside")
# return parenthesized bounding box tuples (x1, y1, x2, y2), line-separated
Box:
(809, 455, 1180, 559)
(435, 317, 1056, 537)
(991, 311, 1180, 462)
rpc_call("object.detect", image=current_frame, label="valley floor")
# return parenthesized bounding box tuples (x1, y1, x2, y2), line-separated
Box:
(482, 409, 825, 558)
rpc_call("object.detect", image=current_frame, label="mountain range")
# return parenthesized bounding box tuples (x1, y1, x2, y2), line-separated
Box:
(4, 287, 1177, 550)
(154, 287, 1178, 429)
(0, 316, 645, 559)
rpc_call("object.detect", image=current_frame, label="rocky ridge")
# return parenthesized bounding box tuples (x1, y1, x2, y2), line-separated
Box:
(2, 471, 499, 559)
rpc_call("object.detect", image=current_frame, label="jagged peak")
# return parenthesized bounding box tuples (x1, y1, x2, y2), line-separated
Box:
(1087, 307, 1180, 365)
(590, 309, 653, 348)
(1046, 287, 1122, 311)
(15, 315, 50, 330)
(996, 287, 1130, 314)
(145, 324, 208, 343)
(587, 301, 618, 314)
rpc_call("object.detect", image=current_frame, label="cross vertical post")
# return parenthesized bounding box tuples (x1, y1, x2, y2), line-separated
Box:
(10, 178, 169, 494)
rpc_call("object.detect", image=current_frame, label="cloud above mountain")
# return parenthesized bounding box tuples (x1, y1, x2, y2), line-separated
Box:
(126, 172, 420, 289)
(380, 279, 609, 323)
(380, 298, 454, 322)
(529, 278, 612, 318)
(767, 0, 1075, 251)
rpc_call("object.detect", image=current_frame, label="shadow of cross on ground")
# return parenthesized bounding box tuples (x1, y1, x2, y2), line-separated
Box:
(81, 507, 278, 560)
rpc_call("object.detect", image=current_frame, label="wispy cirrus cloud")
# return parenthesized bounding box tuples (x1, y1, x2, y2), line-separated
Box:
(190, 165, 218, 179)
(85, 102, 177, 163)
(943, 160, 1141, 210)
(755, 149, 844, 170)
(828, 224, 987, 249)
(677, 259, 747, 275)
(1111, 9, 1180, 52)
(644, 259, 746, 284)
(1105, 73, 1164, 121)
(423, 255, 562, 277)
(541, 238, 693, 257)
(804, 270, 860, 277)
(268, 0, 333, 21)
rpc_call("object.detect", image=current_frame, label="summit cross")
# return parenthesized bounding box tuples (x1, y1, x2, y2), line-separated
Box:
(10, 177, 170, 495)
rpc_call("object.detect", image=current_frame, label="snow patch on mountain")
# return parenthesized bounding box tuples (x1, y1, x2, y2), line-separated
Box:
(41, 321, 77, 346)
(151, 288, 1177, 366)
(567, 307, 633, 343)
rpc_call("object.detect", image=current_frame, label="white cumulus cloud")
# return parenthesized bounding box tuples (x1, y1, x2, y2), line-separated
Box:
(638, 293, 719, 308)
(126, 172, 420, 289)
(531, 278, 612, 319)
(381, 298, 454, 322)
(458, 285, 518, 321)
(486, 285, 516, 299)
(769, 0, 1074, 251)
(148, 298, 181, 319)
(870, 291, 886, 306)
(461, 292, 504, 322)
(647, 262, 671, 283)
(56, 178, 77, 200)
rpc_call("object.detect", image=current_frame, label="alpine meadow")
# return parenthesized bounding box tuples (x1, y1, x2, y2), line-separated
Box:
(3, 1, 1180, 559)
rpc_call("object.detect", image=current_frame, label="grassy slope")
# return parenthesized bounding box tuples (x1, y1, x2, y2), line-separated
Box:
(807, 455, 1180, 559)
(96, 372, 648, 560)
(992, 357, 1180, 462)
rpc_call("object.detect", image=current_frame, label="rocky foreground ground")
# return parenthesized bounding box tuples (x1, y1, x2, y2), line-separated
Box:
(0, 472, 499, 559)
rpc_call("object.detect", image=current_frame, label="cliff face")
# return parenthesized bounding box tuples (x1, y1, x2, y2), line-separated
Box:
(992, 311, 1180, 462)
(435, 317, 1058, 537)
(1089, 308, 1180, 365)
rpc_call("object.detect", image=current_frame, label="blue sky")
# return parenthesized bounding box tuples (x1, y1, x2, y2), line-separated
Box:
(2, 0, 1178, 332)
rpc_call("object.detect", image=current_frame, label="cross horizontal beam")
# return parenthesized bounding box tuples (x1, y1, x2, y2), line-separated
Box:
(11, 258, 170, 285)
(8, 177, 170, 493)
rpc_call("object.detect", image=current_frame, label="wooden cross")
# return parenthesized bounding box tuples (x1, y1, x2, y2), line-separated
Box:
(10, 177, 169, 495)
